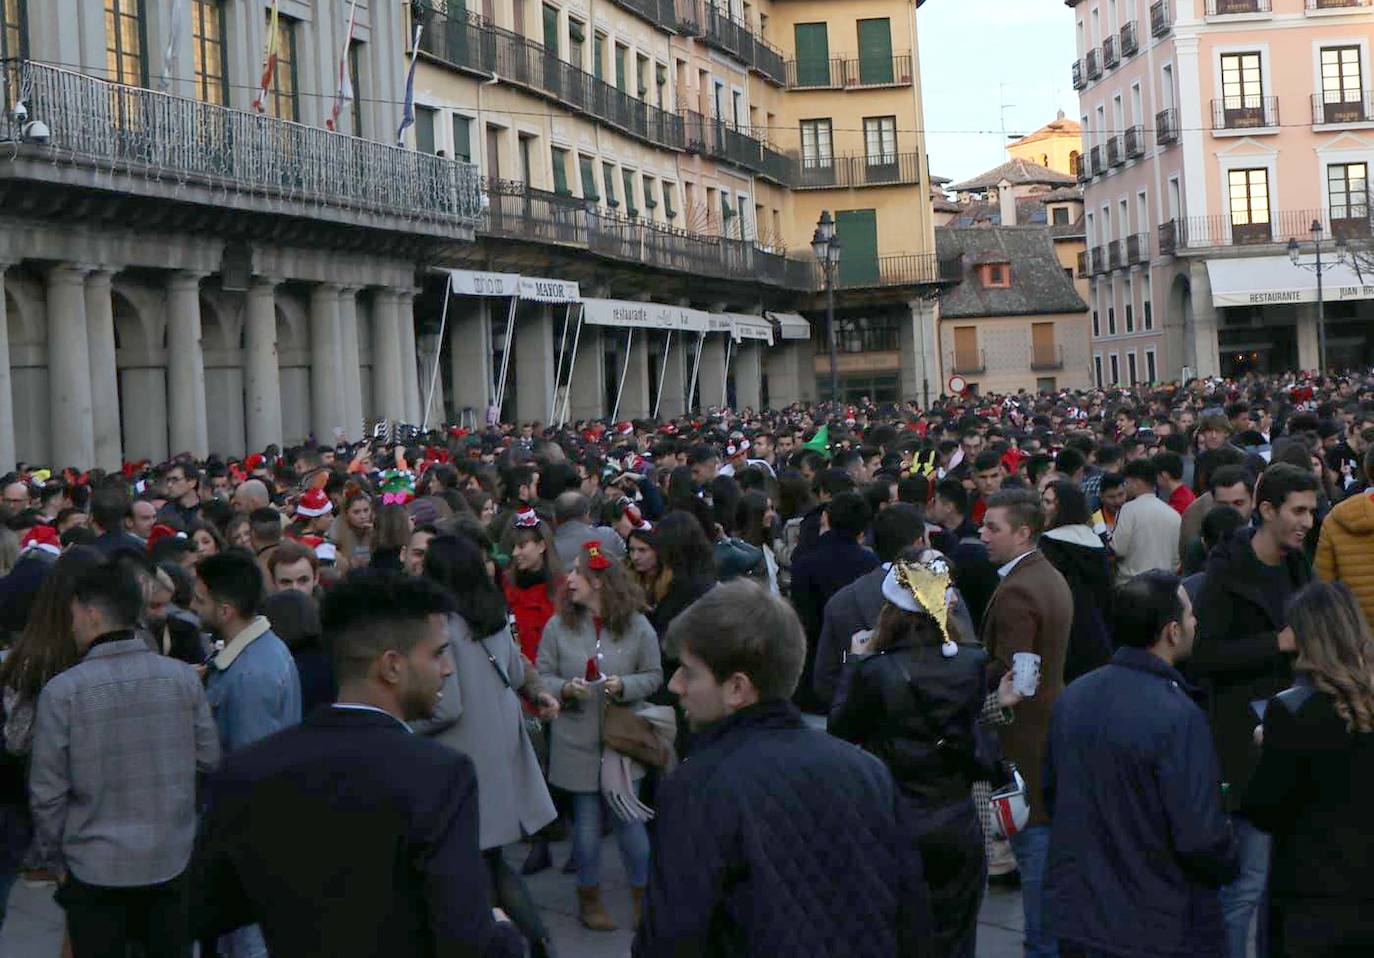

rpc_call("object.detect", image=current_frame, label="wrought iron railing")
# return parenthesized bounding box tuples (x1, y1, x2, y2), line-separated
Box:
(1108, 239, 1123, 270)
(1089, 145, 1102, 175)
(1106, 135, 1124, 167)
(1120, 21, 1139, 55)
(1151, 0, 1171, 35)
(1102, 35, 1119, 69)
(1126, 232, 1150, 265)
(0, 59, 482, 229)
(833, 253, 961, 290)
(1212, 95, 1279, 131)
(1076, 250, 1091, 277)
(790, 152, 922, 190)
(1307, 0, 1369, 8)
(1124, 124, 1145, 158)
(1157, 107, 1179, 144)
(1311, 91, 1374, 125)
(1086, 48, 1102, 79)
(1090, 247, 1108, 274)
(1160, 208, 1373, 251)
(844, 53, 913, 88)
(1072, 60, 1086, 91)
(786, 57, 848, 89)
(1031, 345, 1064, 371)
(1207, 0, 1271, 13)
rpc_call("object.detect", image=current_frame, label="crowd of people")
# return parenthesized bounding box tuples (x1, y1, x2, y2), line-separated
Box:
(0, 368, 1373, 956)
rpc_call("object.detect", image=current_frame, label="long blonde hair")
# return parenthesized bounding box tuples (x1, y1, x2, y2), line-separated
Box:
(1287, 581, 1374, 733)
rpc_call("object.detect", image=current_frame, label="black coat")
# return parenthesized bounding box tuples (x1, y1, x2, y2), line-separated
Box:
(1038, 526, 1114, 684)
(790, 532, 880, 712)
(1190, 527, 1311, 807)
(933, 521, 999, 633)
(1045, 647, 1237, 958)
(1243, 682, 1374, 953)
(195, 706, 524, 958)
(632, 700, 930, 958)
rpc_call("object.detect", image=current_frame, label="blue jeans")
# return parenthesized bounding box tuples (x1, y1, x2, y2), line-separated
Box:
(1010, 824, 1057, 958)
(571, 789, 650, 889)
(1220, 815, 1270, 958)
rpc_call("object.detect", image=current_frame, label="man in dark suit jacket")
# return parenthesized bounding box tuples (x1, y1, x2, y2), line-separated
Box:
(195, 571, 524, 958)
(979, 489, 1073, 958)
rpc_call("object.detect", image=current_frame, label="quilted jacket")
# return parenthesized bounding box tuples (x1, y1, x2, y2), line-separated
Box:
(1315, 491, 1374, 630)
(633, 700, 931, 957)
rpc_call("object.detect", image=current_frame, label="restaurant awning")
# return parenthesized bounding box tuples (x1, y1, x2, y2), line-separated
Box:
(442, 268, 581, 303)
(765, 310, 811, 340)
(726, 313, 775, 345)
(581, 299, 710, 332)
(1205, 256, 1374, 308)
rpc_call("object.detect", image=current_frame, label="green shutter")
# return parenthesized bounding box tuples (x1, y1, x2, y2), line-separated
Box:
(615, 45, 627, 91)
(542, 4, 559, 55)
(568, 19, 585, 42)
(836, 209, 879, 287)
(415, 106, 436, 154)
(551, 148, 570, 195)
(603, 162, 618, 206)
(663, 183, 677, 218)
(857, 19, 893, 85)
(793, 23, 829, 87)
(623, 170, 637, 214)
(579, 155, 598, 199)
(452, 115, 471, 162)
(593, 36, 604, 79)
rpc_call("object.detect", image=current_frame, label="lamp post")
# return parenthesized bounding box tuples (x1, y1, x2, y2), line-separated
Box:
(812, 210, 842, 403)
(1287, 219, 1348, 375)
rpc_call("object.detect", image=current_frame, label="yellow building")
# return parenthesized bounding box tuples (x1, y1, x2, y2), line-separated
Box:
(1006, 111, 1083, 179)
(408, 0, 951, 415)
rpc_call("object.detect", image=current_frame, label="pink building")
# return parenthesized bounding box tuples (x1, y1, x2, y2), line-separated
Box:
(1069, 0, 1374, 383)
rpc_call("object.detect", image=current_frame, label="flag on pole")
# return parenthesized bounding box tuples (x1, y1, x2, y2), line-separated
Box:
(158, 0, 186, 92)
(396, 22, 424, 146)
(327, 0, 361, 131)
(252, 0, 282, 113)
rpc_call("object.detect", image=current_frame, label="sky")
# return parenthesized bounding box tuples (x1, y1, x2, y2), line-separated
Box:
(917, 0, 1080, 185)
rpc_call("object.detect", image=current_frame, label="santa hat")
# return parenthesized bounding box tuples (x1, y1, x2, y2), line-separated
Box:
(146, 524, 185, 551)
(298, 535, 338, 565)
(244, 453, 267, 472)
(614, 421, 634, 438)
(296, 488, 333, 518)
(725, 438, 750, 458)
(19, 525, 60, 558)
(623, 504, 652, 532)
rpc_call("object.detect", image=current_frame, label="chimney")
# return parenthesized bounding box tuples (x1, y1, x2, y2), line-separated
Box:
(998, 178, 1016, 227)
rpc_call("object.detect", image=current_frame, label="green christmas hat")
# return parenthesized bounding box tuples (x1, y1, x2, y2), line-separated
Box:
(802, 425, 831, 460)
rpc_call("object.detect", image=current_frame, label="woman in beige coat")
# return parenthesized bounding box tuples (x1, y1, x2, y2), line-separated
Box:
(537, 539, 662, 932)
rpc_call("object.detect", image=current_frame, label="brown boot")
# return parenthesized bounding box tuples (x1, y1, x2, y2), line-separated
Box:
(631, 885, 646, 925)
(577, 885, 618, 932)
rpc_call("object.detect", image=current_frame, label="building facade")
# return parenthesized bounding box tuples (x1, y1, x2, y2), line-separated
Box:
(1006, 110, 1084, 178)
(1070, 0, 1374, 385)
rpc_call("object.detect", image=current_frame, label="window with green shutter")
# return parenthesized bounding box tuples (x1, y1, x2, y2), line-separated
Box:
(593, 32, 605, 80)
(643, 175, 657, 210)
(836, 209, 879, 286)
(615, 44, 627, 91)
(793, 23, 829, 87)
(551, 147, 571, 195)
(857, 18, 893, 85)
(542, 4, 559, 56)
(415, 106, 437, 154)
(579, 154, 598, 200)
(623, 169, 637, 215)
(663, 182, 677, 219)
(603, 162, 618, 207)
(452, 115, 472, 163)
(721, 194, 734, 237)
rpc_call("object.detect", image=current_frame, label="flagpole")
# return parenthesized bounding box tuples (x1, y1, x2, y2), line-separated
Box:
(328, 0, 362, 131)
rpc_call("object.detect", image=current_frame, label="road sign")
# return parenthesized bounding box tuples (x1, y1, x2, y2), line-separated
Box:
(948, 375, 967, 393)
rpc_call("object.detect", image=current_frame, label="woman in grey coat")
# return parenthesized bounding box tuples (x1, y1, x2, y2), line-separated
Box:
(537, 539, 662, 932)
(417, 536, 562, 958)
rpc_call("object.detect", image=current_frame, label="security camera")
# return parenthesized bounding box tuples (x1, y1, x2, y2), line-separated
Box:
(20, 120, 49, 145)
(9, 101, 27, 125)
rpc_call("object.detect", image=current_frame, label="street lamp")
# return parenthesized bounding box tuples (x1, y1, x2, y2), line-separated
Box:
(1287, 219, 1348, 375)
(812, 210, 842, 403)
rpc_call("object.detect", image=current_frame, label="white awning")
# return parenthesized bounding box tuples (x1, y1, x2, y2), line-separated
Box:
(442, 268, 581, 303)
(582, 299, 710, 332)
(726, 313, 775, 345)
(766, 310, 811, 340)
(1205, 256, 1374, 308)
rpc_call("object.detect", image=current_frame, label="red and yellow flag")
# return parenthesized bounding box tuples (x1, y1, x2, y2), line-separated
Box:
(252, 0, 282, 113)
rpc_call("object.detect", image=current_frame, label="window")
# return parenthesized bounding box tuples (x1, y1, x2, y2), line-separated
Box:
(793, 22, 830, 87)
(0, 0, 27, 98)
(1228, 168, 1271, 240)
(863, 116, 897, 164)
(1109, 353, 1120, 385)
(568, 17, 584, 66)
(623, 169, 637, 215)
(550, 146, 570, 195)
(542, 4, 559, 56)
(1094, 354, 1104, 388)
(453, 115, 472, 163)
(265, 12, 299, 121)
(1143, 295, 1153, 330)
(663, 182, 677, 219)
(615, 43, 628, 91)
(1219, 51, 1263, 122)
(721, 192, 734, 237)
(519, 134, 533, 186)
(638, 54, 650, 98)
(348, 42, 364, 136)
(656, 63, 667, 109)
(1052, 207, 1071, 225)
(593, 32, 605, 80)
(856, 18, 893, 85)
(603, 161, 618, 207)
(1127, 351, 1139, 385)
(415, 106, 437, 153)
(1146, 349, 1157, 383)
(800, 118, 833, 168)
(981, 264, 1010, 288)
(643, 175, 657, 211)
(191, 0, 228, 105)
(105, 0, 147, 87)
(486, 124, 502, 178)
(1107, 306, 1117, 335)
(1320, 46, 1361, 106)
(1329, 162, 1369, 226)
(1092, 310, 1100, 337)
(578, 154, 597, 200)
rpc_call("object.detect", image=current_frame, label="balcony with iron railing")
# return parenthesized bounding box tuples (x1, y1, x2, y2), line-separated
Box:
(785, 57, 846, 89)
(1158, 207, 1374, 253)
(1076, 250, 1092, 278)
(1124, 124, 1146, 158)
(831, 253, 962, 290)
(1072, 59, 1086, 91)
(1312, 92, 1374, 125)
(1157, 107, 1179, 144)
(1031, 344, 1064, 371)
(791, 152, 923, 190)
(1307, 0, 1371, 9)
(1121, 20, 1139, 55)
(0, 59, 483, 236)
(681, 110, 767, 174)
(1108, 239, 1123, 270)
(1091, 246, 1108, 274)
(785, 54, 912, 90)
(1086, 48, 1102, 80)
(952, 350, 987, 375)
(1089, 145, 1103, 175)
(1106, 135, 1124, 167)
(1103, 35, 1119, 69)
(1126, 232, 1150, 265)
(1071, 152, 1086, 181)
(1212, 96, 1279, 132)
(1207, 0, 1272, 14)
(1151, 0, 1172, 35)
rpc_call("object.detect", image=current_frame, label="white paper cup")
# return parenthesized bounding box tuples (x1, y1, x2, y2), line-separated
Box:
(1012, 652, 1042, 697)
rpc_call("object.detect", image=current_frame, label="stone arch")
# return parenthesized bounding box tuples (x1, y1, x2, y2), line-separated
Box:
(113, 287, 169, 463)
(1169, 271, 1194, 378)
(275, 295, 312, 444)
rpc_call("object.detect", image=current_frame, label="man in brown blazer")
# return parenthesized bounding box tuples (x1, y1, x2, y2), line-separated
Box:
(979, 488, 1073, 958)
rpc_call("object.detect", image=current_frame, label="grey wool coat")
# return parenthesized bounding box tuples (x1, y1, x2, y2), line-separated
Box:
(414, 615, 556, 850)
(536, 610, 663, 793)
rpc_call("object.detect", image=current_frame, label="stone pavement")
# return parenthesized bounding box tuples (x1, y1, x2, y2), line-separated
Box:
(0, 838, 1025, 956)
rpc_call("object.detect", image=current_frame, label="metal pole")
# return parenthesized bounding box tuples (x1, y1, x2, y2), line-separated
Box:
(686, 331, 705, 412)
(652, 329, 674, 420)
(611, 327, 635, 422)
(549, 302, 573, 422)
(1316, 239, 1328, 374)
(721, 335, 734, 409)
(558, 305, 585, 427)
(826, 266, 839, 402)
(493, 296, 518, 415)
(421, 279, 452, 430)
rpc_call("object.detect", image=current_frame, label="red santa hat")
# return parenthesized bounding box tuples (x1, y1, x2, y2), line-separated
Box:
(296, 488, 333, 518)
(298, 535, 338, 565)
(146, 524, 185, 552)
(20, 525, 60, 557)
(614, 421, 635, 438)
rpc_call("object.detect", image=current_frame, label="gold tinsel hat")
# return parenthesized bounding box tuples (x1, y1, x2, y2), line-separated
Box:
(881, 555, 958, 656)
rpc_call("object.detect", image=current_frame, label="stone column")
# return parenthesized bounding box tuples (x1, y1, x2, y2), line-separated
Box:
(1186, 260, 1220, 379)
(734, 340, 762, 411)
(514, 304, 556, 426)
(0, 263, 14, 473)
(657, 332, 688, 418)
(47, 265, 96, 468)
(397, 289, 421, 424)
(309, 283, 345, 442)
(336, 287, 364, 440)
(85, 270, 122, 471)
(370, 289, 406, 422)
(417, 332, 447, 427)
(902, 299, 940, 410)
(1296, 303, 1321, 372)
(244, 277, 284, 453)
(619, 327, 651, 419)
(764, 338, 808, 407)
(450, 299, 494, 422)
(697, 334, 729, 411)
(166, 271, 209, 458)
(570, 325, 606, 422)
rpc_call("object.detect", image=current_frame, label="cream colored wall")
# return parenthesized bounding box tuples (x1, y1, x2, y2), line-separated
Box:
(939, 310, 1093, 394)
(1052, 234, 1091, 306)
(1007, 132, 1082, 177)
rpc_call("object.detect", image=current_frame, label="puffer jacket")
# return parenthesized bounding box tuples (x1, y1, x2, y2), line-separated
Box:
(1315, 491, 1374, 629)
